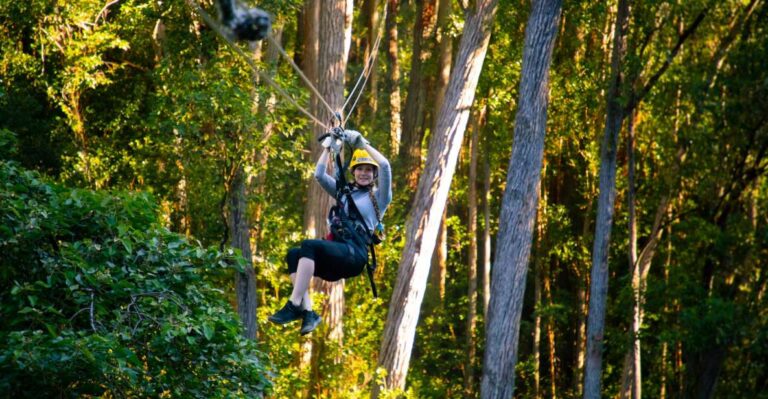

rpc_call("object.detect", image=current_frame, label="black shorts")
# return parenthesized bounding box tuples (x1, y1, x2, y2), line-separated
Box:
(286, 239, 367, 281)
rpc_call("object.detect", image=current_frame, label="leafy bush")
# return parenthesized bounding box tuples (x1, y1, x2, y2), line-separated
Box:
(0, 161, 271, 397)
(0, 129, 18, 160)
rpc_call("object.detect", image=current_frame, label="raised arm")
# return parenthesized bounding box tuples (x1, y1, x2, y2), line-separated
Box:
(314, 149, 338, 197)
(361, 143, 392, 213)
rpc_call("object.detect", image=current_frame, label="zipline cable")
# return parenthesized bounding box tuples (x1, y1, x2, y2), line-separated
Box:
(188, 0, 389, 133)
(341, 2, 388, 126)
(186, 0, 331, 130)
(265, 35, 338, 121)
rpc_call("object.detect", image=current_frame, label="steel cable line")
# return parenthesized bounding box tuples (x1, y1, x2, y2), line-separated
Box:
(186, 0, 331, 130)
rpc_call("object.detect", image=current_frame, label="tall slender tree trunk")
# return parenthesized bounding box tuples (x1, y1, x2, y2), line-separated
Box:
(583, 0, 629, 396)
(433, 0, 453, 122)
(482, 130, 492, 317)
(306, 0, 351, 394)
(534, 261, 542, 399)
(373, 1, 499, 395)
(425, 211, 447, 311)
(629, 112, 640, 399)
(575, 269, 588, 393)
(229, 166, 258, 339)
(385, 0, 402, 155)
(574, 104, 598, 399)
(589, 5, 709, 394)
(301, 0, 324, 239)
(660, 223, 672, 399)
(398, 0, 436, 192)
(660, 86, 682, 399)
(619, 110, 640, 399)
(533, 179, 546, 399)
(298, 0, 320, 369)
(480, 1, 562, 397)
(364, 0, 379, 114)
(250, 28, 282, 263)
(546, 260, 558, 399)
(425, 0, 455, 316)
(226, 40, 267, 343)
(464, 104, 483, 397)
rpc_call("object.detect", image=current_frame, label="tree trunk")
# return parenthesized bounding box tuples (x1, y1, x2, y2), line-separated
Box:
(306, 0, 351, 393)
(660, 219, 673, 399)
(301, 0, 324, 240)
(619, 110, 673, 399)
(533, 183, 545, 399)
(619, 110, 640, 399)
(398, 0, 436, 192)
(545, 261, 558, 399)
(591, 5, 710, 393)
(628, 111, 640, 399)
(364, 0, 379, 114)
(297, 0, 320, 370)
(433, 0, 453, 127)
(250, 28, 281, 261)
(583, 0, 629, 396)
(464, 104, 483, 397)
(575, 262, 588, 395)
(482, 128, 492, 317)
(385, 0, 402, 155)
(425, 211, 447, 311)
(425, 0, 455, 315)
(229, 166, 258, 339)
(534, 261, 542, 399)
(373, 1, 499, 395)
(480, 1, 562, 397)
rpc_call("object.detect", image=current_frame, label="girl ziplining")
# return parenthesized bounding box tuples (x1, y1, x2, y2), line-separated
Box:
(187, 0, 392, 335)
(268, 129, 392, 335)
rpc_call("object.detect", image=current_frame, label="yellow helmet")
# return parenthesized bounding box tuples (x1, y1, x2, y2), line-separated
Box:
(349, 149, 379, 170)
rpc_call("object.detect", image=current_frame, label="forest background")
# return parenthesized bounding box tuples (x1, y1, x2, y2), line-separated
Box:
(1, 0, 767, 398)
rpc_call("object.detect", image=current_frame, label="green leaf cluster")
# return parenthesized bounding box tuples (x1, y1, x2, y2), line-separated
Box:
(0, 161, 271, 397)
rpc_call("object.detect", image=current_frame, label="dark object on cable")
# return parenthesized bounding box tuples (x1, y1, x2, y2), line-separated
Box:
(216, 0, 271, 42)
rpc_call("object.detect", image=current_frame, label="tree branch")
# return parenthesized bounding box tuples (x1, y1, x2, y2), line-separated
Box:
(94, 0, 122, 25)
(706, 0, 761, 91)
(638, 5, 673, 59)
(89, 290, 97, 332)
(627, 8, 708, 113)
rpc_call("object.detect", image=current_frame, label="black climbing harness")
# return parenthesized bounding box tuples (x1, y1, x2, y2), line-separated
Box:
(318, 126, 382, 297)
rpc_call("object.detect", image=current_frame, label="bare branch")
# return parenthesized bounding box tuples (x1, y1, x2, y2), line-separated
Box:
(94, 0, 122, 25)
(89, 290, 97, 332)
(627, 8, 708, 113)
(638, 4, 672, 59)
(69, 307, 90, 322)
(706, 0, 761, 91)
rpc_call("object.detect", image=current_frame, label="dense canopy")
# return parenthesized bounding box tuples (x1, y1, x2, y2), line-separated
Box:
(1, 0, 767, 397)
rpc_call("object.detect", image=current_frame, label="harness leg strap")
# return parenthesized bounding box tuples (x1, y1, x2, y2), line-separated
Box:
(367, 243, 377, 298)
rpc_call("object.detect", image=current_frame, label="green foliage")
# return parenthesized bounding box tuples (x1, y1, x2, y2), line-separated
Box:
(2, 0, 768, 396)
(0, 129, 18, 160)
(0, 161, 271, 397)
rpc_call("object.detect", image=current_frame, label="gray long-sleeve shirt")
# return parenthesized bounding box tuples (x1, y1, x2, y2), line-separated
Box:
(314, 148, 392, 232)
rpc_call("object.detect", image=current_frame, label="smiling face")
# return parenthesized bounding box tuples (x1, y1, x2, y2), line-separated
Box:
(353, 164, 376, 187)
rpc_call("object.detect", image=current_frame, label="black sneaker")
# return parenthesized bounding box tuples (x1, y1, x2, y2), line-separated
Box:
(300, 310, 321, 335)
(268, 300, 303, 324)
